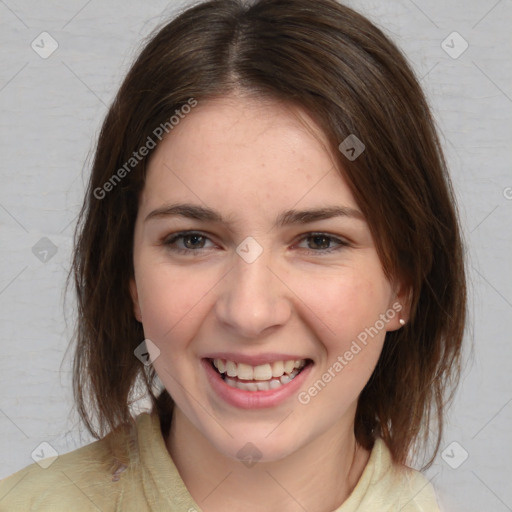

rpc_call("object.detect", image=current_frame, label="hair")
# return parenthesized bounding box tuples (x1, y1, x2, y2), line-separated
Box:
(70, 0, 466, 469)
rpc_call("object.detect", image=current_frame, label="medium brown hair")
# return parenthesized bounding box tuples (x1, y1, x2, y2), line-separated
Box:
(71, 0, 466, 469)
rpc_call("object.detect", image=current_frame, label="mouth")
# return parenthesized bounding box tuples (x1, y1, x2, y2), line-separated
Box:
(207, 357, 313, 392)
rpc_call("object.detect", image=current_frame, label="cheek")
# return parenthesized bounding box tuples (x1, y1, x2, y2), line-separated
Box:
(289, 264, 391, 345)
(135, 257, 216, 347)
(293, 269, 391, 417)
(135, 262, 216, 396)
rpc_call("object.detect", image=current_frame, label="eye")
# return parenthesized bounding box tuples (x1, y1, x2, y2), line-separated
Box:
(295, 232, 349, 254)
(161, 230, 349, 256)
(162, 231, 216, 254)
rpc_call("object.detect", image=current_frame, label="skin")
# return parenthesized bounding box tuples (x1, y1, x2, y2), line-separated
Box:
(130, 92, 409, 512)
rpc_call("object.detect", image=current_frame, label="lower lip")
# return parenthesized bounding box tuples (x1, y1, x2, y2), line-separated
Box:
(202, 358, 313, 409)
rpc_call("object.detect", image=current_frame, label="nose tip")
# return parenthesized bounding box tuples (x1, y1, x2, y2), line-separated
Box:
(214, 246, 292, 339)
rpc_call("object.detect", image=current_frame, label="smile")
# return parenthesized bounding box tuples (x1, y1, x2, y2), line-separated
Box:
(202, 356, 313, 409)
(212, 358, 307, 391)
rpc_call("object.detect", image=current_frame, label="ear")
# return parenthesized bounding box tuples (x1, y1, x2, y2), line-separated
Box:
(129, 277, 143, 323)
(386, 281, 412, 332)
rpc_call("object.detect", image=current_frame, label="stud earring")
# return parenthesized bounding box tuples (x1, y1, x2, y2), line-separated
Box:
(399, 318, 406, 326)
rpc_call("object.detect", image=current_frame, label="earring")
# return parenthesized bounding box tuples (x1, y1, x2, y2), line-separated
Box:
(399, 318, 406, 326)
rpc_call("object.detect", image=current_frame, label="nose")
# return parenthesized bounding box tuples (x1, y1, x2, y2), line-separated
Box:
(214, 247, 292, 339)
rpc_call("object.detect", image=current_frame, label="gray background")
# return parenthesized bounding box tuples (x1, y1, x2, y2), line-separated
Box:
(0, 0, 511, 510)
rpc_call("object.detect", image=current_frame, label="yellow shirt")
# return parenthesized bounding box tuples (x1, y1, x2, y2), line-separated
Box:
(0, 412, 440, 511)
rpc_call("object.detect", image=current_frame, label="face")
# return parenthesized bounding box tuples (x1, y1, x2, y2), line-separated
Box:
(130, 94, 405, 462)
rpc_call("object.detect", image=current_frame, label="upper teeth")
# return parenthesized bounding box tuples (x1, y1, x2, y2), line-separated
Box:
(213, 359, 306, 380)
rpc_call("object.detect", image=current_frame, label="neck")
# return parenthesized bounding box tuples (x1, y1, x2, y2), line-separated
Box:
(166, 407, 370, 512)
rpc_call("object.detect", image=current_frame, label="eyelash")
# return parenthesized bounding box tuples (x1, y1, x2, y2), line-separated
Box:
(161, 231, 349, 256)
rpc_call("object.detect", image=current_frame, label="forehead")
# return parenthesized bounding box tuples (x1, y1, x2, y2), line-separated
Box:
(140, 94, 358, 221)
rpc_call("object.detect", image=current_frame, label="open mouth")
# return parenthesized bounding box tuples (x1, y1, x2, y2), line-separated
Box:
(208, 357, 313, 392)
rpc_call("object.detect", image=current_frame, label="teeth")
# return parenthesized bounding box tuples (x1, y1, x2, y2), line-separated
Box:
(280, 374, 291, 385)
(225, 360, 238, 377)
(243, 381, 259, 392)
(256, 381, 269, 391)
(213, 358, 306, 380)
(254, 363, 272, 380)
(225, 369, 300, 392)
(236, 363, 254, 380)
(284, 360, 295, 373)
(271, 361, 284, 377)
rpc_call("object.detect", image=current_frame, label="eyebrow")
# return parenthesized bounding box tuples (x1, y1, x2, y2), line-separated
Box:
(144, 202, 365, 227)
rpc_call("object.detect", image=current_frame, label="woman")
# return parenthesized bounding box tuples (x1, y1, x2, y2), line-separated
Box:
(0, 0, 466, 510)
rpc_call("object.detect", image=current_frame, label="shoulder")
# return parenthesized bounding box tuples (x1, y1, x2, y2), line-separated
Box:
(0, 414, 152, 512)
(338, 438, 441, 512)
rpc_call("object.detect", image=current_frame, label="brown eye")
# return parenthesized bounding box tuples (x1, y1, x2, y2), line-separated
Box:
(182, 234, 206, 249)
(308, 234, 331, 250)
(163, 231, 214, 253)
(296, 233, 349, 254)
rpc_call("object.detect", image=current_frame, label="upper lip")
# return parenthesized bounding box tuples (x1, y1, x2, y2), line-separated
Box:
(203, 352, 312, 366)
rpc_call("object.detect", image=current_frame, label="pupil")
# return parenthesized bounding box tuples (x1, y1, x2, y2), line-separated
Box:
(311, 235, 329, 249)
(185, 234, 203, 249)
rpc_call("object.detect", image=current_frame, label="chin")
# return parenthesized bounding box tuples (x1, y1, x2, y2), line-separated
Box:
(211, 425, 306, 465)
